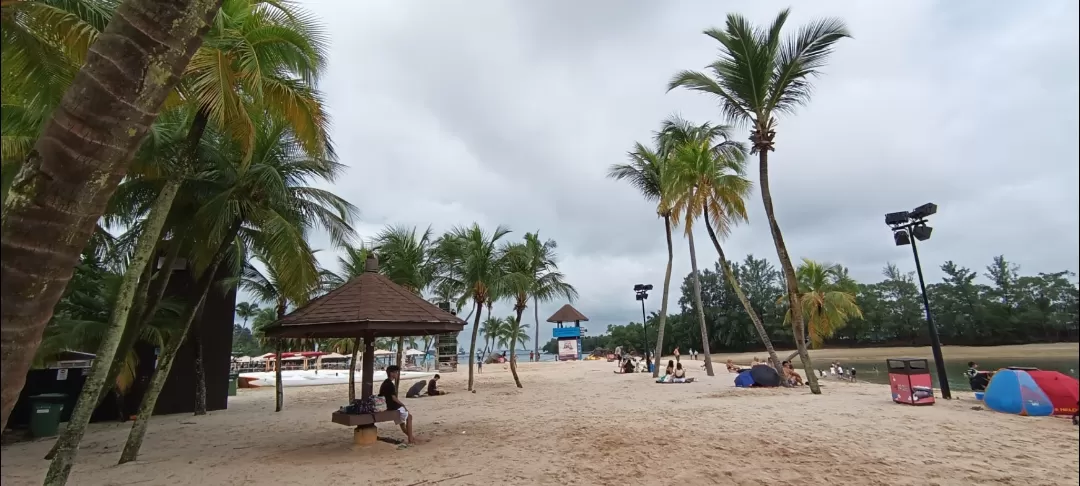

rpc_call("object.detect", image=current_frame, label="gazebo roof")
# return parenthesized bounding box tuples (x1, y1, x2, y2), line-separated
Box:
(262, 254, 465, 339)
(546, 304, 589, 323)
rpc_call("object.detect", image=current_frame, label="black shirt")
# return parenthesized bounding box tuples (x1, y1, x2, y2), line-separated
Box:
(379, 378, 402, 410)
(427, 379, 438, 394)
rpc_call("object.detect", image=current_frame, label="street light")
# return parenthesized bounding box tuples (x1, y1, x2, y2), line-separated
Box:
(886, 202, 951, 399)
(634, 284, 653, 368)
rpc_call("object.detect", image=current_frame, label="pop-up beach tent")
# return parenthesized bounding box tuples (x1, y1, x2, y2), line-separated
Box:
(1025, 370, 1080, 416)
(983, 369, 1054, 416)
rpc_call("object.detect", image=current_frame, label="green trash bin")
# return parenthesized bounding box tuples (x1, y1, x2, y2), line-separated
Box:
(228, 372, 239, 396)
(29, 393, 67, 438)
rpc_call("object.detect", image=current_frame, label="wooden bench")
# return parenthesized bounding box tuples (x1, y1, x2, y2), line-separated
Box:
(331, 411, 399, 446)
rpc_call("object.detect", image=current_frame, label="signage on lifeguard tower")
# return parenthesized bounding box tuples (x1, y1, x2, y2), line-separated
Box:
(558, 339, 579, 360)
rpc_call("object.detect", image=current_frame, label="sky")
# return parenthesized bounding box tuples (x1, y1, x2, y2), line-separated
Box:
(245, 0, 1080, 348)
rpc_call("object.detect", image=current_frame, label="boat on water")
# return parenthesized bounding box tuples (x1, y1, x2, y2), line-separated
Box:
(238, 369, 435, 388)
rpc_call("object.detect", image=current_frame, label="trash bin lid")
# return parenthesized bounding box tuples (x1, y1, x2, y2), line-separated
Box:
(29, 393, 68, 401)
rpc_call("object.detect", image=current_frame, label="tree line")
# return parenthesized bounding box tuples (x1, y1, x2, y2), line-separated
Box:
(544, 254, 1078, 356)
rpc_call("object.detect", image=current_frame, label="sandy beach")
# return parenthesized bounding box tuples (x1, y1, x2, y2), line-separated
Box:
(2, 358, 1078, 486)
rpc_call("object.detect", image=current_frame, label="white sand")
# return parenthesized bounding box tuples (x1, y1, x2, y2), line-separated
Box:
(2, 359, 1077, 486)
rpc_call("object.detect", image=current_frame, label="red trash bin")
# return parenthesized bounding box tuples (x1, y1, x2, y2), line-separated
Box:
(887, 358, 935, 405)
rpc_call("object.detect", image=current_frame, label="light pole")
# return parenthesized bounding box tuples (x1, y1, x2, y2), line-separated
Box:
(634, 284, 652, 368)
(886, 203, 951, 399)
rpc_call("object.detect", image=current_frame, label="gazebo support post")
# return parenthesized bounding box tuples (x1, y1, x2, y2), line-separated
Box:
(360, 334, 376, 399)
(274, 340, 283, 412)
(354, 334, 379, 447)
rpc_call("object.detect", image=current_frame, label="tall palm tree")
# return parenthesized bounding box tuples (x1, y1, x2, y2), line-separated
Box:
(0, 0, 224, 433)
(235, 301, 259, 327)
(521, 232, 576, 360)
(783, 259, 863, 348)
(480, 316, 503, 357)
(503, 239, 576, 387)
(374, 225, 436, 384)
(664, 117, 788, 377)
(659, 116, 746, 377)
(669, 9, 850, 394)
(433, 224, 510, 391)
(118, 116, 355, 464)
(607, 143, 674, 378)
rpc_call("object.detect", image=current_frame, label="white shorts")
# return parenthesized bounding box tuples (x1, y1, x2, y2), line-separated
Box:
(393, 408, 409, 425)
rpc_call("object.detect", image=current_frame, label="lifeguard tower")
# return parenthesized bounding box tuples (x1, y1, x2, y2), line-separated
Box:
(547, 304, 589, 361)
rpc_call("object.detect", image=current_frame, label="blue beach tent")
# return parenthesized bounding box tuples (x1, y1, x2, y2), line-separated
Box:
(734, 370, 755, 388)
(983, 369, 1054, 417)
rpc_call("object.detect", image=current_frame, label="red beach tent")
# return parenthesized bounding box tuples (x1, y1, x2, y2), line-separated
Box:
(1025, 370, 1079, 416)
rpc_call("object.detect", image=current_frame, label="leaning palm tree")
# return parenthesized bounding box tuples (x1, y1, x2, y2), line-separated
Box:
(607, 143, 675, 378)
(433, 224, 511, 391)
(783, 259, 863, 348)
(669, 9, 850, 394)
(502, 241, 575, 387)
(521, 232, 576, 360)
(0, 0, 223, 433)
(659, 116, 748, 377)
(668, 119, 787, 378)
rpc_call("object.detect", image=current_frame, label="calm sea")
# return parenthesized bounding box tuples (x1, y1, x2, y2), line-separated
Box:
(824, 356, 1079, 391)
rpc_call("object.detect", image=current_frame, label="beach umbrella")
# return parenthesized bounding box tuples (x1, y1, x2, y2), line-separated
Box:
(404, 349, 425, 356)
(319, 352, 348, 360)
(374, 349, 393, 356)
(235, 356, 252, 363)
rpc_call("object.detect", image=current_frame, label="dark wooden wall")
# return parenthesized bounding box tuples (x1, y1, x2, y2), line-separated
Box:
(7, 263, 236, 428)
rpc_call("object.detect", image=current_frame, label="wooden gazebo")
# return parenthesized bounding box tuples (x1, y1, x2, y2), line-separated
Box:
(262, 254, 465, 444)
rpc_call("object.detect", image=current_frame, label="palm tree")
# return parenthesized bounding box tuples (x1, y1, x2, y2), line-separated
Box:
(669, 9, 850, 394)
(607, 143, 674, 378)
(658, 116, 747, 377)
(480, 316, 503, 357)
(521, 233, 576, 360)
(0, 0, 224, 433)
(783, 259, 863, 348)
(235, 301, 259, 327)
(503, 239, 576, 387)
(433, 224, 511, 391)
(663, 117, 787, 377)
(118, 116, 355, 464)
(373, 225, 436, 384)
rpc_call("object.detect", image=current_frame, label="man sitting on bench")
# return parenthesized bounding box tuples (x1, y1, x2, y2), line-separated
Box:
(380, 366, 424, 444)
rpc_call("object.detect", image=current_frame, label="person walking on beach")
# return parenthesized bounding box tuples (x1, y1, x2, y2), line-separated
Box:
(674, 347, 680, 364)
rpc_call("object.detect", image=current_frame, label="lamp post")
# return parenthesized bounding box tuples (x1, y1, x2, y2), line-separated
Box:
(886, 203, 951, 399)
(634, 284, 653, 367)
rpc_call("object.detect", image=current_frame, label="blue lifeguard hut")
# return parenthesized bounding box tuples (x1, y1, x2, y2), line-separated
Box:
(547, 304, 589, 361)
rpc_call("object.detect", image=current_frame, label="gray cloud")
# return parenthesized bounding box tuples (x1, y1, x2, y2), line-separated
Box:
(276, 0, 1080, 346)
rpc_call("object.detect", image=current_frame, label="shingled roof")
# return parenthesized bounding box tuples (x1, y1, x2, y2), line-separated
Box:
(262, 254, 465, 339)
(546, 304, 589, 323)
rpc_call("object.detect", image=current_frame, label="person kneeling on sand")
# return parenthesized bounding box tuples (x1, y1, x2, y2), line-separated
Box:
(381, 366, 425, 444)
(427, 374, 447, 396)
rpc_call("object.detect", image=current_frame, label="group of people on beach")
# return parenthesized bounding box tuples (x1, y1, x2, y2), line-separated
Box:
(658, 360, 689, 383)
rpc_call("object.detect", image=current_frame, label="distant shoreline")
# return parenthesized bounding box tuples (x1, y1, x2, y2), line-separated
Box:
(665, 342, 1079, 362)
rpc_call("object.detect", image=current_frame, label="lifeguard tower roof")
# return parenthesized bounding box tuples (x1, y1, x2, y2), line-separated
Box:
(546, 304, 589, 323)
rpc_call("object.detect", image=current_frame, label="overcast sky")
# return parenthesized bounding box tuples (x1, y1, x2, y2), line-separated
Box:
(265, 0, 1080, 347)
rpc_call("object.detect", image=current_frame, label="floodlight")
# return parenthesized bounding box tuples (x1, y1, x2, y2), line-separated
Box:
(893, 230, 911, 246)
(634, 284, 646, 291)
(912, 225, 932, 241)
(635, 294, 645, 301)
(885, 211, 910, 226)
(643, 284, 653, 291)
(909, 203, 938, 220)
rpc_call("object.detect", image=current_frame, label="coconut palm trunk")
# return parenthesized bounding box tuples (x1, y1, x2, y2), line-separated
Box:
(466, 300, 483, 391)
(533, 297, 540, 360)
(348, 338, 360, 401)
(42, 181, 180, 485)
(394, 336, 404, 388)
(703, 214, 784, 378)
(509, 308, 525, 388)
(652, 215, 674, 377)
(686, 228, 714, 376)
(0, 0, 224, 431)
(118, 225, 237, 464)
(192, 313, 207, 415)
(757, 149, 819, 393)
(274, 340, 283, 411)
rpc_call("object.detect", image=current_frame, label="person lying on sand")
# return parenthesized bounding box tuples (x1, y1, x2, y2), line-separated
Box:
(381, 366, 426, 444)
(427, 374, 447, 396)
